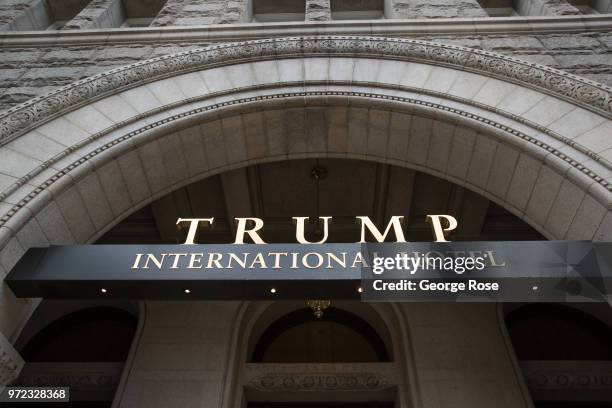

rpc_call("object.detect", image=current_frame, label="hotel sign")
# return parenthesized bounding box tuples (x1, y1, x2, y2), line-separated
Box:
(5, 240, 612, 302)
(4, 215, 612, 301)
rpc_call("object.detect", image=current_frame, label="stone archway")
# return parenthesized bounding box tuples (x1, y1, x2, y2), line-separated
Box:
(0, 36, 611, 382)
(227, 301, 415, 408)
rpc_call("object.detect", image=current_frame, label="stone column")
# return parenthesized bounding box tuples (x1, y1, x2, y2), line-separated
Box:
(0, 331, 24, 386)
(62, 0, 126, 30)
(306, 0, 332, 22)
(389, 0, 488, 19)
(514, 0, 580, 16)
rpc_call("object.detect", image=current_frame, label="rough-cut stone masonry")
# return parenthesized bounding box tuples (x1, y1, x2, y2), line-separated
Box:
(0, 0, 37, 27)
(514, 0, 580, 17)
(306, 0, 332, 21)
(391, 0, 488, 19)
(151, 0, 250, 25)
(0, 1, 611, 112)
(63, 0, 125, 30)
(1, 32, 611, 112)
(1, 0, 599, 29)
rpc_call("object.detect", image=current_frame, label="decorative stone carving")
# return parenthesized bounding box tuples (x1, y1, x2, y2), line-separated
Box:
(521, 361, 612, 391)
(244, 362, 398, 392)
(0, 331, 24, 386)
(62, 0, 125, 30)
(15, 362, 123, 391)
(1, 36, 611, 148)
(249, 372, 392, 391)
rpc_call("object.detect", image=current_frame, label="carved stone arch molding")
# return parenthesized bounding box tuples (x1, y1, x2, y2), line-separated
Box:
(0, 35, 612, 348)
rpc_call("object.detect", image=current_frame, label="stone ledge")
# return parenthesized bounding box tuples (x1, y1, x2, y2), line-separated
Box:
(1, 15, 612, 47)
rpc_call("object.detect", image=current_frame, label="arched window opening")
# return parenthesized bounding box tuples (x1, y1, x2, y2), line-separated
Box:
(252, 307, 391, 363)
(11, 306, 138, 408)
(506, 304, 612, 408)
(20, 307, 137, 362)
(506, 304, 612, 361)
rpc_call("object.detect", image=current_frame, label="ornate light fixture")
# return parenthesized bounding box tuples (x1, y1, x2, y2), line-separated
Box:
(305, 300, 331, 318)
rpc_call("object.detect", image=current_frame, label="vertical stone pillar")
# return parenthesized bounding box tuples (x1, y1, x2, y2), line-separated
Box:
(113, 302, 242, 408)
(514, 0, 580, 16)
(389, 0, 488, 19)
(0, 0, 52, 31)
(62, 0, 126, 30)
(0, 331, 23, 386)
(0, 0, 37, 30)
(400, 303, 532, 407)
(306, 0, 332, 22)
(150, 0, 187, 26)
(151, 0, 249, 26)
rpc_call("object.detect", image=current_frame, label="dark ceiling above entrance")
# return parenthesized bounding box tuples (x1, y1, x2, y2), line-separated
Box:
(97, 158, 544, 245)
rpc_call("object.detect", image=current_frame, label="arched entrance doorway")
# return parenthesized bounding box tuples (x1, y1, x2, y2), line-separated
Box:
(88, 159, 543, 408)
(0, 36, 610, 407)
(241, 301, 399, 408)
(251, 307, 391, 363)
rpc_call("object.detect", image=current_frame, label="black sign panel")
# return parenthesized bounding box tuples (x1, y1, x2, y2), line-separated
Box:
(5, 242, 612, 301)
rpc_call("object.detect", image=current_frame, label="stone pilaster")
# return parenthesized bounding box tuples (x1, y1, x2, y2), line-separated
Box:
(514, 0, 580, 16)
(0, 0, 38, 30)
(306, 0, 331, 22)
(62, 0, 125, 30)
(0, 0, 53, 31)
(151, 0, 249, 26)
(0, 331, 23, 386)
(150, 0, 187, 26)
(390, 0, 488, 19)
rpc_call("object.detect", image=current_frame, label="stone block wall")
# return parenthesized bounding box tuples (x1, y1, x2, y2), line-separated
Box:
(514, 0, 580, 16)
(63, 0, 126, 30)
(1, 31, 611, 112)
(306, 0, 332, 21)
(1, 0, 604, 30)
(151, 0, 251, 25)
(390, 0, 488, 19)
(0, 0, 38, 27)
(0, 1, 611, 112)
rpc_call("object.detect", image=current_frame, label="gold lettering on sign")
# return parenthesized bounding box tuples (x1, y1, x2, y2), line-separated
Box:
(176, 218, 214, 244)
(357, 216, 406, 243)
(293, 216, 331, 244)
(175, 215, 459, 244)
(426, 215, 458, 242)
(235, 218, 265, 244)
